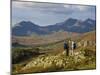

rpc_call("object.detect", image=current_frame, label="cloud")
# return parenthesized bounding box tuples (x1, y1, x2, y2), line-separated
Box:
(12, 1, 73, 15)
(63, 5, 70, 8)
(76, 6, 88, 11)
(12, 1, 35, 9)
(12, 1, 96, 26)
(63, 4, 90, 12)
(13, 1, 89, 15)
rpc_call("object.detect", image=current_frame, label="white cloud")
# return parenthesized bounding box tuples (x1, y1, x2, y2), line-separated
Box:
(63, 5, 70, 8)
(75, 6, 88, 11)
(12, 1, 35, 9)
(63, 4, 88, 11)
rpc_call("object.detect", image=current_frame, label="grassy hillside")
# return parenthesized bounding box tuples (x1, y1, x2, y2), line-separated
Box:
(79, 31, 96, 41)
(12, 31, 80, 46)
(12, 31, 96, 74)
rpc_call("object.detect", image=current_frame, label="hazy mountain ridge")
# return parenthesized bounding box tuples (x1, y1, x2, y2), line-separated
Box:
(12, 18, 96, 36)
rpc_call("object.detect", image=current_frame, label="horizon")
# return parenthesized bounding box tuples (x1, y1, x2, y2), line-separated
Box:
(12, 1, 96, 26)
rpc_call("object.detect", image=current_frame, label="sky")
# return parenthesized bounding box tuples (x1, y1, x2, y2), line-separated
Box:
(12, 1, 96, 26)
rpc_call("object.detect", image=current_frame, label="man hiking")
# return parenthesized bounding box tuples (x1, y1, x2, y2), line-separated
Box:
(64, 41, 69, 56)
(71, 41, 76, 56)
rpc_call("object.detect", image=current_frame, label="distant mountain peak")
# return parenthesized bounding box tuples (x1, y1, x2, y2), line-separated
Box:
(65, 18, 78, 23)
(17, 21, 40, 28)
(19, 21, 35, 25)
(12, 18, 96, 36)
(84, 18, 95, 22)
(67, 18, 77, 20)
(83, 18, 96, 25)
(86, 18, 95, 21)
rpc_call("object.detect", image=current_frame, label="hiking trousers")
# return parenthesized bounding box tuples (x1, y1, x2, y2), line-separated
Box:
(65, 49, 69, 56)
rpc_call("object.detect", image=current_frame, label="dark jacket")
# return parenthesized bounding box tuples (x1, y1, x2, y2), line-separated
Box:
(64, 43, 69, 50)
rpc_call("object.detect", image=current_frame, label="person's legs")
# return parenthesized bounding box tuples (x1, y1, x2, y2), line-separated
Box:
(71, 50, 73, 56)
(66, 49, 69, 56)
(73, 47, 76, 56)
(71, 48, 74, 56)
(64, 49, 67, 56)
(72, 49, 74, 56)
(70, 50, 72, 56)
(65, 49, 67, 56)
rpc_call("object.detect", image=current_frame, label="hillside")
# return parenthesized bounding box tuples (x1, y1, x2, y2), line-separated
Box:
(12, 31, 80, 47)
(12, 31, 96, 74)
(80, 31, 96, 41)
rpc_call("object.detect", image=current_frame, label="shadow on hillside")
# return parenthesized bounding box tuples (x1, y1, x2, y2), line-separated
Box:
(12, 48, 46, 64)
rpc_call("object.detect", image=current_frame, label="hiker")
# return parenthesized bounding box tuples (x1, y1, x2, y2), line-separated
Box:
(64, 41, 69, 56)
(71, 41, 76, 56)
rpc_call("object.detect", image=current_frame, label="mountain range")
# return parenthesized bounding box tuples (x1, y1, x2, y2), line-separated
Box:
(12, 18, 96, 36)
